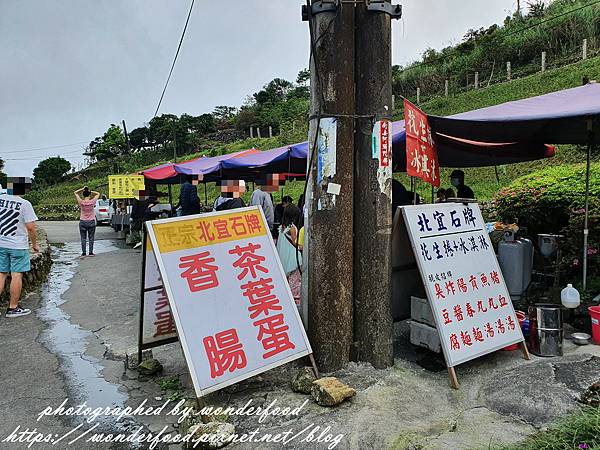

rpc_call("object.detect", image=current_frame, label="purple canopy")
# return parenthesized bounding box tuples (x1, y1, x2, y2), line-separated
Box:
(174, 148, 259, 176)
(220, 143, 308, 178)
(428, 82, 600, 144)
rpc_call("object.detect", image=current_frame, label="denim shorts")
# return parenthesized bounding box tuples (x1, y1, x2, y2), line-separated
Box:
(0, 247, 31, 273)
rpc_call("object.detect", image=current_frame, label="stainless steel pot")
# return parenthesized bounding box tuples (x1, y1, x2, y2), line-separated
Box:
(529, 304, 563, 356)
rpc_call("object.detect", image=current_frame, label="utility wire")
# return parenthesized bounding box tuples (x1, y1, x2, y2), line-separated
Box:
(153, 0, 195, 118)
(3, 148, 85, 161)
(397, 0, 600, 74)
(0, 141, 88, 154)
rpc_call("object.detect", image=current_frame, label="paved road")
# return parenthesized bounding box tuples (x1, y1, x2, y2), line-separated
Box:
(40, 221, 118, 244)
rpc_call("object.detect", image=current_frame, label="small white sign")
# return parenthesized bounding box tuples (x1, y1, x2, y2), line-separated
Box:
(326, 182, 341, 195)
(147, 206, 312, 396)
(402, 203, 523, 367)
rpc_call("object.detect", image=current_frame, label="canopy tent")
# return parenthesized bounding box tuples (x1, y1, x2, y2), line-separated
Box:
(174, 148, 260, 177)
(390, 120, 554, 172)
(428, 82, 600, 144)
(219, 143, 308, 179)
(142, 162, 179, 181)
(428, 82, 600, 289)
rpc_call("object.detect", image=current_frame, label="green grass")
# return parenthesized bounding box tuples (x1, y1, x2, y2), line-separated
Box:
(497, 407, 600, 450)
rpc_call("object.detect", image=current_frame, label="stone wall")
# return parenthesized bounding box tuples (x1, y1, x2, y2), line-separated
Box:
(0, 228, 52, 306)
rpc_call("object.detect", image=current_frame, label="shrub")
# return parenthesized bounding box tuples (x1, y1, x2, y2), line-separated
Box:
(493, 162, 600, 288)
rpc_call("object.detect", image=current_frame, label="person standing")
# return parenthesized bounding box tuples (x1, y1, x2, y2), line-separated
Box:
(276, 204, 302, 305)
(178, 175, 201, 216)
(75, 186, 100, 257)
(250, 186, 274, 229)
(449, 170, 475, 199)
(0, 183, 39, 317)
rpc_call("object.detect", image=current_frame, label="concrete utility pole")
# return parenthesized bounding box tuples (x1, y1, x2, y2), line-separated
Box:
(304, 0, 356, 371)
(353, 1, 394, 368)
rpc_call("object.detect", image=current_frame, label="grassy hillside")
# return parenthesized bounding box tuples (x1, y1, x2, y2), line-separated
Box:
(395, 54, 600, 201)
(31, 55, 600, 217)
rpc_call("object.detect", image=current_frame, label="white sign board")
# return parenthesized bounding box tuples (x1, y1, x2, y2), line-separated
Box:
(402, 203, 523, 367)
(140, 236, 178, 347)
(146, 206, 312, 396)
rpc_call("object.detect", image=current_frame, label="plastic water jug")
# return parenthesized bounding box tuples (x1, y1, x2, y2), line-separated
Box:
(561, 284, 580, 309)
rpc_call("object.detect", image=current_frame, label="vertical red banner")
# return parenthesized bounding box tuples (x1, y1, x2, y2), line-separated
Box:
(404, 99, 440, 187)
(380, 120, 390, 167)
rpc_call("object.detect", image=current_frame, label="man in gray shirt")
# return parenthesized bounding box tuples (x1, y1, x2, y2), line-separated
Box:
(250, 187, 274, 229)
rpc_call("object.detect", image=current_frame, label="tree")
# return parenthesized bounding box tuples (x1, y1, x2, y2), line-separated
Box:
(296, 69, 310, 86)
(253, 78, 293, 106)
(128, 127, 150, 149)
(85, 124, 127, 161)
(212, 106, 237, 122)
(33, 157, 71, 185)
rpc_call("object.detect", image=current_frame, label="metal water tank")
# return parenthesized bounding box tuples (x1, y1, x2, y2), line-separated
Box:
(498, 236, 534, 301)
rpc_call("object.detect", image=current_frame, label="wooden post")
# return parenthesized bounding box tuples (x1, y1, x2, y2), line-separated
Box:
(416, 87, 420, 104)
(392, 94, 395, 110)
(269, 125, 273, 138)
(250, 127, 254, 138)
(257, 127, 262, 139)
(541, 51, 546, 73)
(583, 39, 588, 60)
(448, 367, 460, 389)
(520, 341, 531, 360)
(444, 79, 449, 97)
(292, 120, 296, 133)
(474, 72, 479, 89)
(507, 61, 511, 80)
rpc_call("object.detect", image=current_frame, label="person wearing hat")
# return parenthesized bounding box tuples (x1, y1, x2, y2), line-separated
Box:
(449, 170, 475, 199)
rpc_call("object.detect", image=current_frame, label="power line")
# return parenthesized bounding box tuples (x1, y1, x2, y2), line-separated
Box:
(3, 148, 85, 161)
(0, 140, 88, 154)
(397, 0, 600, 74)
(153, 0, 195, 118)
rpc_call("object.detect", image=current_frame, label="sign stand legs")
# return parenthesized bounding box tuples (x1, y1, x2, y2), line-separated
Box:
(447, 367, 460, 390)
(520, 341, 531, 360)
(308, 353, 320, 379)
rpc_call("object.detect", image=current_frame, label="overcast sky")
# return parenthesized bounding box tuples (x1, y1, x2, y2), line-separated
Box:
(0, 0, 520, 176)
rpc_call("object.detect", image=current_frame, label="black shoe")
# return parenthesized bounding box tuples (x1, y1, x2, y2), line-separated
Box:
(6, 305, 32, 318)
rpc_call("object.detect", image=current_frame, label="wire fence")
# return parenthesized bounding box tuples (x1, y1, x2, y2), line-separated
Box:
(395, 38, 599, 107)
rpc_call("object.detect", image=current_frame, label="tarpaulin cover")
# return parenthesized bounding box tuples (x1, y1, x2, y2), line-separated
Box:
(220, 143, 308, 178)
(174, 148, 260, 176)
(142, 162, 179, 181)
(428, 82, 600, 144)
(390, 121, 555, 172)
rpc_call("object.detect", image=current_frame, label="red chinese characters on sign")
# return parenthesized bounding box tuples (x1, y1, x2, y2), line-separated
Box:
(229, 243, 268, 280)
(404, 99, 440, 187)
(154, 289, 176, 337)
(230, 242, 295, 359)
(380, 120, 391, 167)
(203, 328, 247, 378)
(179, 252, 219, 292)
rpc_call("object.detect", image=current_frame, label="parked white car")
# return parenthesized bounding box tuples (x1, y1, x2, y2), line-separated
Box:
(95, 199, 111, 225)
